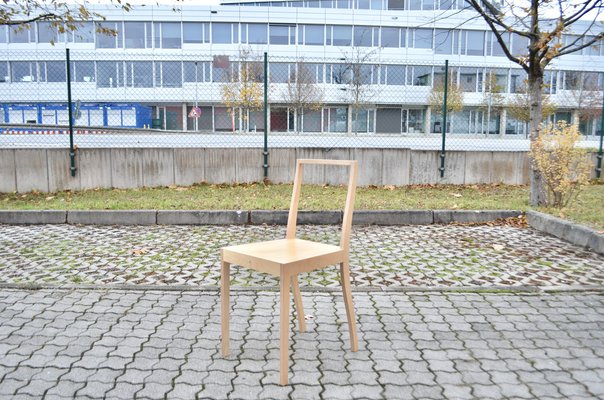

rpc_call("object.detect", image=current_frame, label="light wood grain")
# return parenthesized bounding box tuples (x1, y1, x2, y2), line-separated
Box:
(220, 159, 359, 385)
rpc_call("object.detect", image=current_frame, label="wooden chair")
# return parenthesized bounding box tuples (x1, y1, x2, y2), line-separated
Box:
(220, 159, 359, 385)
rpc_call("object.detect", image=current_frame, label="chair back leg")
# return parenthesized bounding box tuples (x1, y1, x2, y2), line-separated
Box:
(340, 261, 358, 352)
(291, 275, 307, 332)
(221, 260, 231, 356)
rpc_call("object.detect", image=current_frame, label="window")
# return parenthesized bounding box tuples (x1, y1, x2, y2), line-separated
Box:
(11, 61, 37, 82)
(459, 68, 482, 92)
(385, 65, 405, 85)
(327, 64, 351, 84)
(212, 23, 233, 44)
(463, 30, 484, 56)
(247, 23, 267, 44)
(489, 31, 508, 56)
(154, 22, 181, 49)
(0, 62, 8, 82)
(376, 108, 402, 133)
(124, 22, 151, 48)
(37, 22, 58, 43)
(484, 69, 508, 93)
(126, 62, 153, 87)
(509, 70, 524, 93)
(0, 26, 6, 43)
(10, 23, 35, 43)
(435, 29, 457, 54)
(582, 36, 600, 56)
(564, 71, 581, 90)
(413, 28, 432, 49)
(582, 72, 603, 90)
(323, 107, 348, 132)
(329, 25, 352, 46)
(511, 33, 528, 56)
(352, 109, 375, 133)
(97, 61, 124, 87)
(183, 22, 209, 44)
(212, 57, 234, 83)
(408, 65, 431, 86)
(270, 63, 292, 83)
(71, 62, 95, 82)
(381, 27, 401, 48)
(269, 24, 295, 45)
(155, 62, 182, 87)
(300, 25, 324, 45)
(42, 61, 66, 82)
(439, 0, 454, 9)
(96, 22, 122, 48)
(66, 22, 94, 43)
(184, 62, 211, 82)
(387, 0, 404, 9)
(353, 26, 373, 47)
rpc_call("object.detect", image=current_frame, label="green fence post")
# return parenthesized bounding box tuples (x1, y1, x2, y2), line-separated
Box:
(439, 60, 448, 178)
(596, 89, 604, 179)
(65, 48, 76, 177)
(263, 52, 269, 182)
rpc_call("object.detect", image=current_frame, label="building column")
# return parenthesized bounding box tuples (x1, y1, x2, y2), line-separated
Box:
(424, 106, 432, 134)
(500, 109, 507, 136)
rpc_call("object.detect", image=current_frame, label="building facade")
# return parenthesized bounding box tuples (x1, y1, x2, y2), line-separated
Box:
(1, 0, 603, 137)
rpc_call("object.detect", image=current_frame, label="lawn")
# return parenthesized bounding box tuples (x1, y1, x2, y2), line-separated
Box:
(1, 183, 602, 230)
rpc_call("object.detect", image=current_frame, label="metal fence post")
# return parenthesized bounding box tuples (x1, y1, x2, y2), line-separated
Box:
(439, 60, 448, 178)
(65, 48, 76, 177)
(263, 52, 269, 182)
(596, 89, 604, 179)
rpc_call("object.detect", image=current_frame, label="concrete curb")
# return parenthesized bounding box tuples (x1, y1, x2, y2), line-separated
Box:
(0, 210, 66, 224)
(527, 211, 604, 255)
(157, 210, 247, 225)
(0, 282, 602, 293)
(0, 209, 525, 226)
(67, 210, 157, 225)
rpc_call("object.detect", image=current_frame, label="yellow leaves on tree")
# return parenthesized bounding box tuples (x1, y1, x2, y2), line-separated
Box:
(221, 55, 263, 132)
(428, 80, 464, 115)
(529, 121, 592, 208)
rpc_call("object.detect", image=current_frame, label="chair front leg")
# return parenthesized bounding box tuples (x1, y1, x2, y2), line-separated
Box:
(291, 274, 306, 332)
(340, 261, 358, 352)
(221, 260, 230, 356)
(280, 270, 290, 385)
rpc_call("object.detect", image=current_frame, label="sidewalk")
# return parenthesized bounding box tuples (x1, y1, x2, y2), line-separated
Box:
(0, 223, 603, 399)
(1, 224, 603, 289)
(0, 288, 603, 399)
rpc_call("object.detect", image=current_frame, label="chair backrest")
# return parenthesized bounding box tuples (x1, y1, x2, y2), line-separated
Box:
(286, 159, 358, 251)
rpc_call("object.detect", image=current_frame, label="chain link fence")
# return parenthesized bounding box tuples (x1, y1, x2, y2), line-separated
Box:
(1, 49, 603, 176)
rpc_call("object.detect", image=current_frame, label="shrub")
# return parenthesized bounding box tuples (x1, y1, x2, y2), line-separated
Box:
(529, 121, 592, 208)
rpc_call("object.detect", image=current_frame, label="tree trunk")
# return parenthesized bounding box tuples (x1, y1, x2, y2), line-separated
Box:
(528, 74, 548, 206)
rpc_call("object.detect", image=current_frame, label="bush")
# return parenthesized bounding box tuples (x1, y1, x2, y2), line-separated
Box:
(529, 121, 592, 208)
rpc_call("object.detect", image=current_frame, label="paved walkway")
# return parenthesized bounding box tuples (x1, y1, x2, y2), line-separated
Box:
(0, 288, 603, 399)
(1, 224, 603, 289)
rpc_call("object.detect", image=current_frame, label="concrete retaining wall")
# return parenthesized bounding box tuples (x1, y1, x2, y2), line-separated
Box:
(1, 147, 533, 193)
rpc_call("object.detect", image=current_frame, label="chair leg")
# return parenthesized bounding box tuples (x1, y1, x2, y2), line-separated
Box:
(280, 272, 290, 385)
(340, 261, 358, 352)
(291, 274, 306, 333)
(221, 260, 230, 357)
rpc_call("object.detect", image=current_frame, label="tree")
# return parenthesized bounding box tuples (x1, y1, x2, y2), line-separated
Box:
(340, 46, 379, 134)
(464, 0, 604, 205)
(480, 71, 506, 134)
(568, 72, 603, 130)
(221, 48, 264, 132)
(428, 70, 464, 133)
(0, 0, 132, 40)
(507, 81, 557, 136)
(281, 61, 324, 133)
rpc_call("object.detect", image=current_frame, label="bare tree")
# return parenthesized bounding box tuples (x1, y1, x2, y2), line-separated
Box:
(428, 69, 464, 133)
(480, 71, 506, 134)
(1, 0, 132, 41)
(340, 46, 379, 134)
(568, 72, 603, 129)
(464, 0, 604, 205)
(282, 62, 324, 133)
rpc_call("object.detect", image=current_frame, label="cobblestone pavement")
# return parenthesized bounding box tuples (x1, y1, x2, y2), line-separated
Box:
(0, 288, 603, 399)
(0, 224, 603, 289)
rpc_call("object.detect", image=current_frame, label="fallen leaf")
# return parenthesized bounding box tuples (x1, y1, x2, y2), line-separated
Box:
(493, 244, 504, 251)
(45, 196, 55, 201)
(304, 314, 315, 320)
(450, 193, 462, 198)
(175, 187, 189, 192)
(129, 248, 149, 256)
(384, 185, 396, 190)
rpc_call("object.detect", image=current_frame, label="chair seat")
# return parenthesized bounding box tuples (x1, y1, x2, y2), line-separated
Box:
(222, 238, 345, 276)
